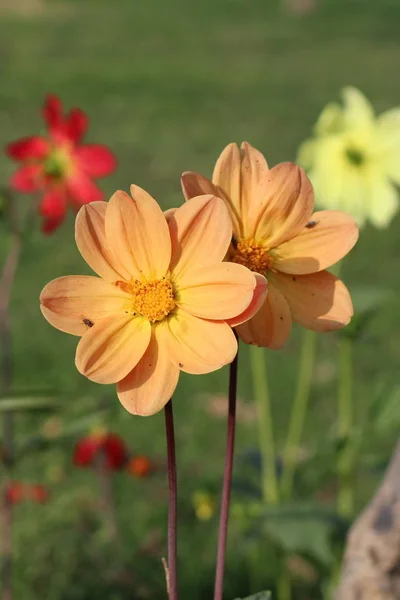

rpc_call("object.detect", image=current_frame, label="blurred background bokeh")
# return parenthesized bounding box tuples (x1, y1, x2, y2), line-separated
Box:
(1, 0, 400, 598)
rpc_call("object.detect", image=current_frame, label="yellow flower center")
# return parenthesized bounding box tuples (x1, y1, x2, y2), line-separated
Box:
(116, 277, 176, 323)
(231, 238, 272, 275)
(43, 147, 72, 181)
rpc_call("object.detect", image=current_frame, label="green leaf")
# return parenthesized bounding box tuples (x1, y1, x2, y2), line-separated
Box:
(339, 285, 393, 341)
(371, 385, 400, 435)
(239, 503, 346, 566)
(234, 592, 271, 600)
(351, 285, 393, 313)
(0, 396, 57, 413)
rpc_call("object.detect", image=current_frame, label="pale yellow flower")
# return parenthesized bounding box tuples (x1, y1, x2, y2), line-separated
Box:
(298, 87, 400, 228)
(182, 142, 358, 349)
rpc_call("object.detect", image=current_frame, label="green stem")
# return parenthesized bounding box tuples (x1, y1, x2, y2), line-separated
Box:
(281, 330, 317, 501)
(250, 346, 279, 505)
(277, 568, 291, 600)
(337, 336, 354, 517)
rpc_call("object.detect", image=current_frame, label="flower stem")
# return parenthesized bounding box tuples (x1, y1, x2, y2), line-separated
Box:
(250, 346, 279, 506)
(337, 336, 354, 517)
(0, 194, 37, 600)
(214, 342, 238, 600)
(94, 453, 120, 545)
(0, 210, 24, 600)
(164, 399, 178, 600)
(281, 330, 317, 501)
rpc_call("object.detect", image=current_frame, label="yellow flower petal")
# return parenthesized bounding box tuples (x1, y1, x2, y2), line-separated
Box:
(272, 271, 353, 332)
(274, 210, 359, 274)
(40, 275, 131, 336)
(212, 143, 243, 236)
(177, 262, 256, 320)
(227, 273, 268, 327)
(169, 195, 232, 280)
(342, 86, 374, 129)
(165, 309, 237, 374)
(75, 315, 151, 384)
(75, 202, 128, 282)
(105, 188, 171, 280)
(367, 177, 399, 229)
(253, 163, 314, 248)
(236, 282, 292, 349)
(117, 326, 180, 416)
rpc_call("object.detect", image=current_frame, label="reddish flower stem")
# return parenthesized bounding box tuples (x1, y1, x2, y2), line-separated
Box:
(214, 338, 239, 600)
(164, 399, 178, 600)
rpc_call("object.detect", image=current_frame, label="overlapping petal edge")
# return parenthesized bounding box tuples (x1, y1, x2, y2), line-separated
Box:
(40, 187, 267, 415)
(181, 141, 359, 349)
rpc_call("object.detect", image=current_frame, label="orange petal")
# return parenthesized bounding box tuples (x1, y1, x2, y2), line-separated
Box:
(169, 195, 232, 280)
(253, 163, 314, 248)
(177, 262, 256, 320)
(117, 326, 180, 416)
(40, 275, 131, 336)
(75, 202, 128, 282)
(211, 143, 243, 236)
(272, 271, 353, 332)
(236, 282, 292, 349)
(181, 171, 220, 200)
(75, 315, 151, 384)
(105, 188, 171, 280)
(165, 309, 237, 374)
(274, 211, 359, 274)
(239, 142, 270, 236)
(164, 207, 178, 222)
(227, 273, 268, 327)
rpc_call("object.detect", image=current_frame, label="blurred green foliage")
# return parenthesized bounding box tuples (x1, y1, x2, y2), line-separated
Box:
(1, 0, 400, 598)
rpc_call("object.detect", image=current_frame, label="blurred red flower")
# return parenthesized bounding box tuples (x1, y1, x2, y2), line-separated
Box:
(73, 433, 128, 470)
(6, 94, 117, 234)
(29, 484, 50, 504)
(127, 455, 153, 478)
(5, 481, 24, 505)
(5, 481, 50, 505)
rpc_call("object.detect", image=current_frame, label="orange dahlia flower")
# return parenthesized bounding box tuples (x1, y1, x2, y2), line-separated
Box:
(40, 187, 266, 415)
(181, 142, 359, 349)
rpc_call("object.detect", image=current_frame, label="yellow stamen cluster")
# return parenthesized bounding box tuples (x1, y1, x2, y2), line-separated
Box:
(44, 147, 72, 180)
(118, 277, 176, 323)
(231, 238, 272, 275)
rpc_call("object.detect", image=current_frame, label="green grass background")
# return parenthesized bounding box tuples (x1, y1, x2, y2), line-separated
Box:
(1, 0, 400, 597)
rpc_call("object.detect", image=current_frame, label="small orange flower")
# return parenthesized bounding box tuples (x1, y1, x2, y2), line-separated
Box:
(127, 455, 153, 478)
(181, 142, 359, 349)
(40, 187, 266, 415)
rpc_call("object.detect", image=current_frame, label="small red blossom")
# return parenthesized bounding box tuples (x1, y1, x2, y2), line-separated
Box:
(29, 484, 50, 503)
(127, 455, 153, 478)
(5, 482, 50, 505)
(73, 433, 128, 470)
(5, 482, 24, 505)
(6, 94, 117, 234)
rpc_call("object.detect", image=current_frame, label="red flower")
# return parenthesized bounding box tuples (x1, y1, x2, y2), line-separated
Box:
(127, 455, 153, 478)
(5, 481, 24, 505)
(5, 482, 50, 505)
(73, 433, 128, 470)
(6, 95, 117, 234)
(29, 484, 50, 503)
